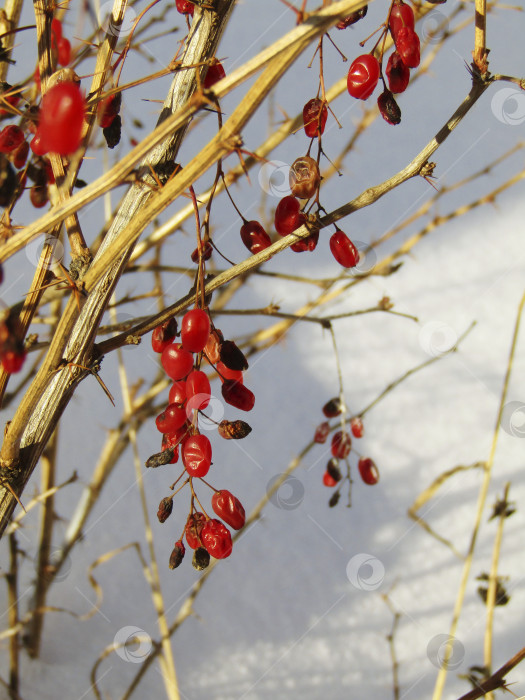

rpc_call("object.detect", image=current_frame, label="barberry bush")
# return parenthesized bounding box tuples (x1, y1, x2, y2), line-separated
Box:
(0, 1, 524, 698)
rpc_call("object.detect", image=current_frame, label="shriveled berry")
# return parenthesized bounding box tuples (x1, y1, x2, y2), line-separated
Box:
(203, 61, 225, 89)
(169, 540, 185, 569)
(145, 446, 177, 468)
(274, 195, 302, 236)
(240, 220, 271, 255)
(314, 421, 330, 444)
(30, 184, 48, 209)
(151, 317, 178, 353)
(161, 343, 194, 380)
(395, 27, 420, 68)
(302, 98, 328, 138)
(222, 380, 255, 411)
(219, 340, 248, 371)
(181, 308, 210, 353)
(322, 397, 343, 418)
(160, 439, 179, 464)
(185, 512, 206, 549)
(204, 328, 223, 364)
(326, 457, 342, 483)
(358, 457, 379, 485)
(201, 519, 233, 559)
(182, 433, 212, 477)
(290, 227, 318, 253)
(157, 497, 173, 523)
(329, 491, 341, 507)
(350, 416, 364, 438)
(211, 490, 246, 530)
(378, 90, 402, 125)
(329, 229, 359, 268)
(336, 6, 368, 28)
(347, 54, 380, 100)
(331, 431, 351, 459)
(289, 156, 320, 200)
(103, 114, 121, 149)
(218, 419, 252, 440)
(192, 546, 210, 570)
(386, 51, 410, 94)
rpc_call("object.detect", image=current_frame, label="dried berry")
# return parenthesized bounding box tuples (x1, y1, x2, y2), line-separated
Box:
(145, 447, 176, 468)
(219, 340, 248, 371)
(169, 540, 185, 569)
(157, 497, 173, 523)
(218, 419, 252, 440)
(289, 156, 320, 200)
(192, 547, 210, 570)
(377, 90, 402, 126)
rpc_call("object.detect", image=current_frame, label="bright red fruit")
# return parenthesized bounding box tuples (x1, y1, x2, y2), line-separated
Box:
(323, 471, 338, 487)
(203, 61, 226, 89)
(182, 433, 212, 477)
(331, 431, 352, 459)
(185, 369, 211, 412)
(151, 317, 178, 353)
(155, 403, 187, 434)
(185, 512, 206, 549)
(1, 349, 26, 374)
(30, 131, 48, 156)
(350, 417, 364, 438)
(386, 51, 410, 94)
(240, 220, 272, 255)
(314, 421, 330, 443)
(57, 37, 71, 66)
(302, 98, 328, 138)
(329, 229, 359, 268)
(358, 457, 380, 485)
(211, 490, 246, 530)
(168, 380, 187, 405)
(274, 196, 302, 236)
(176, 0, 194, 14)
(216, 361, 243, 383)
(347, 54, 380, 100)
(0, 125, 24, 153)
(222, 380, 254, 411)
(395, 27, 420, 68)
(389, 1, 415, 39)
(161, 434, 180, 463)
(161, 343, 194, 380)
(201, 519, 233, 559)
(38, 82, 86, 154)
(51, 18, 63, 41)
(290, 228, 318, 253)
(98, 93, 121, 128)
(181, 308, 210, 353)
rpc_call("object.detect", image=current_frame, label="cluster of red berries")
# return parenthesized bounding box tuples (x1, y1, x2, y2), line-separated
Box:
(314, 397, 379, 506)
(148, 307, 254, 569)
(342, 0, 427, 125)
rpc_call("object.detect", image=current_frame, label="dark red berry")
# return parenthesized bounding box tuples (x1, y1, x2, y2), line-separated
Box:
(155, 403, 187, 434)
(358, 457, 379, 485)
(386, 51, 410, 94)
(289, 156, 320, 200)
(182, 433, 212, 477)
(302, 98, 328, 138)
(331, 431, 351, 459)
(329, 229, 359, 268)
(169, 540, 185, 569)
(203, 61, 226, 89)
(191, 240, 213, 263)
(378, 90, 402, 125)
(221, 380, 255, 411)
(30, 184, 48, 209)
(161, 343, 194, 380)
(219, 340, 248, 371)
(336, 6, 368, 28)
(1, 349, 26, 374)
(185, 512, 206, 549)
(322, 397, 342, 418)
(0, 125, 24, 153)
(38, 82, 86, 155)
(314, 421, 330, 444)
(347, 54, 380, 100)
(240, 220, 272, 255)
(98, 93, 122, 129)
(389, 1, 415, 39)
(290, 228, 318, 253)
(211, 490, 246, 530)
(176, 0, 194, 14)
(151, 317, 178, 353)
(157, 497, 173, 523)
(350, 416, 364, 438)
(201, 519, 233, 559)
(395, 27, 420, 68)
(274, 196, 302, 236)
(181, 308, 210, 353)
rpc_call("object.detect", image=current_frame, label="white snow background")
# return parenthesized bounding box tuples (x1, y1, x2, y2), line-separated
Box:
(1, 1, 525, 699)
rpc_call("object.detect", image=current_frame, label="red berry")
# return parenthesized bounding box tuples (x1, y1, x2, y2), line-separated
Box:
(13, 140, 29, 169)
(1, 349, 26, 374)
(216, 361, 243, 383)
(151, 317, 178, 353)
(191, 241, 213, 263)
(389, 1, 415, 39)
(347, 54, 380, 100)
(182, 433, 212, 477)
(302, 98, 328, 138)
(185, 512, 206, 549)
(290, 228, 318, 253)
(98, 93, 122, 129)
(326, 457, 343, 483)
(0, 125, 24, 153)
(161, 343, 194, 380)
(155, 402, 187, 434)
(168, 380, 187, 405)
(323, 471, 338, 487)
(57, 37, 71, 66)
(221, 380, 254, 411)
(160, 435, 180, 463)
(181, 308, 210, 353)
(211, 490, 246, 530)
(350, 417, 364, 438)
(395, 27, 420, 68)
(30, 184, 48, 209)
(51, 18, 63, 41)
(38, 82, 86, 155)
(358, 457, 380, 485)
(314, 421, 330, 444)
(30, 131, 48, 156)
(330, 229, 359, 268)
(203, 61, 226, 89)
(322, 397, 342, 418)
(176, 0, 195, 15)
(201, 519, 233, 559)
(204, 329, 223, 365)
(386, 51, 410, 94)
(336, 6, 368, 28)
(378, 90, 402, 126)
(185, 369, 211, 412)
(331, 431, 352, 459)
(274, 196, 302, 236)
(240, 220, 272, 255)
(162, 422, 189, 449)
